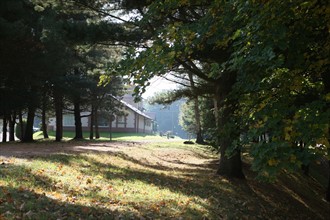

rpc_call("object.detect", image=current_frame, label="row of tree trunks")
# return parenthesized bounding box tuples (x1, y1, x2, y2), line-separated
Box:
(1, 107, 50, 143)
(1, 111, 24, 142)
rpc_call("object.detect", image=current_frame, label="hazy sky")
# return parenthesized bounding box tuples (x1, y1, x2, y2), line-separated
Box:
(142, 76, 178, 98)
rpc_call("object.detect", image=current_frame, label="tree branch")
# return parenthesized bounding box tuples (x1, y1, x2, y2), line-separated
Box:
(71, 0, 138, 26)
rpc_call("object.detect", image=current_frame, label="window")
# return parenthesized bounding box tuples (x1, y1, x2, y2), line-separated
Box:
(63, 115, 74, 126)
(98, 117, 109, 127)
(117, 116, 125, 124)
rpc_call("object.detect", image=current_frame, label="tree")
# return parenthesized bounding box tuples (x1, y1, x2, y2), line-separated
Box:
(118, 0, 245, 178)
(0, 0, 55, 142)
(226, 0, 329, 197)
(120, 0, 329, 182)
(179, 100, 196, 137)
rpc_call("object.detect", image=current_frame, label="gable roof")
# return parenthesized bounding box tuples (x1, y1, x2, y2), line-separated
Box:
(119, 99, 153, 120)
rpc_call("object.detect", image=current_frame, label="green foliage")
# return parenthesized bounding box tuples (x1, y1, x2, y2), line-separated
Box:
(228, 0, 330, 178)
(179, 100, 196, 135)
(149, 90, 191, 106)
(118, 0, 330, 180)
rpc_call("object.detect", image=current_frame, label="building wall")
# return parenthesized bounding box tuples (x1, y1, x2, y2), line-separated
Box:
(48, 109, 152, 134)
(126, 109, 135, 128)
(144, 119, 153, 133)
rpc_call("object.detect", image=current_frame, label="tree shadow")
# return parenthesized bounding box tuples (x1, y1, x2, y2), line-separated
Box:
(1, 147, 329, 219)
(233, 164, 330, 219)
(0, 160, 221, 219)
(0, 185, 125, 219)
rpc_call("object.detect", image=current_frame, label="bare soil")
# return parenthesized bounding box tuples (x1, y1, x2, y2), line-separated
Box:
(0, 141, 144, 158)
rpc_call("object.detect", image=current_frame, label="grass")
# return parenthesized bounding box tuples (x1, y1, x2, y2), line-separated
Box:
(0, 141, 329, 219)
(33, 131, 174, 142)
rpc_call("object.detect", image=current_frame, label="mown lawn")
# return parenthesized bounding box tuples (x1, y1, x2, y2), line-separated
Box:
(0, 140, 329, 219)
(33, 131, 175, 142)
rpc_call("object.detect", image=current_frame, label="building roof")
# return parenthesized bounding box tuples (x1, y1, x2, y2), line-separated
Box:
(119, 99, 153, 120)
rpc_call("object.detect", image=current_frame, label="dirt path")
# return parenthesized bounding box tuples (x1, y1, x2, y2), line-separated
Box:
(0, 141, 143, 158)
(0, 140, 217, 172)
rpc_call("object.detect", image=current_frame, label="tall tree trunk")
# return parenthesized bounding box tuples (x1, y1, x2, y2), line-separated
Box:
(214, 81, 244, 179)
(2, 116, 7, 143)
(41, 108, 49, 139)
(54, 90, 63, 142)
(18, 110, 24, 140)
(217, 144, 244, 178)
(89, 105, 94, 140)
(73, 99, 83, 139)
(188, 72, 204, 144)
(22, 105, 35, 142)
(9, 112, 16, 141)
(95, 106, 100, 139)
(218, 150, 244, 178)
(321, 69, 329, 202)
(194, 97, 204, 144)
(109, 114, 114, 141)
(326, 159, 330, 202)
(216, 102, 245, 178)
(41, 94, 49, 139)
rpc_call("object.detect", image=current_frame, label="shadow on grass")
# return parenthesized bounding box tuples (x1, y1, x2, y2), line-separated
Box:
(81, 155, 330, 219)
(42, 154, 330, 218)
(31, 153, 222, 199)
(0, 185, 123, 219)
(1, 149, 329, 219)
(0, 161, 219, 219)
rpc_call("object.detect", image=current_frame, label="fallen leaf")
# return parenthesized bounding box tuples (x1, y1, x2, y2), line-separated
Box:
(86, 178, 92, 184)
(19, 202, 25, 211)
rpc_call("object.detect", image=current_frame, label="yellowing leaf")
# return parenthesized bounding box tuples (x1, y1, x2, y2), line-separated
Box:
(37, 169, 44, 174)
(268, 158, 279, 166)
(290, 155, 296, 163)
(325, 93, 330, 102)
(96, 175, 103, 179)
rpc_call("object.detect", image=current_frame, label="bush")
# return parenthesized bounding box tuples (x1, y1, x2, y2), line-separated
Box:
(15, 120, 27, 140)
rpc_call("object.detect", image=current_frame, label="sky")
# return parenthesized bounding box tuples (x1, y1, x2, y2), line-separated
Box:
(142, 76, 178, 99)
